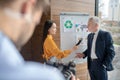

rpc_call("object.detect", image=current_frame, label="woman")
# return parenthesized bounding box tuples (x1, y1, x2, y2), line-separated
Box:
(42, 20, 78, 61)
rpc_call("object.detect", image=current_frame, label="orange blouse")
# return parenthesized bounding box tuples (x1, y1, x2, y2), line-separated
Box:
(43, 35, 71, 60)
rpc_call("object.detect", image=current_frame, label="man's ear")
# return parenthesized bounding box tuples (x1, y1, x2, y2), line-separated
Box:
(95, 23, 98, 27)
(20, 0, 36, 15)
(21, 2, 27, 14)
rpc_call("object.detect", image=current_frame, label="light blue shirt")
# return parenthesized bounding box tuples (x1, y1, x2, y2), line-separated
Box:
(0, 31, 65, 80)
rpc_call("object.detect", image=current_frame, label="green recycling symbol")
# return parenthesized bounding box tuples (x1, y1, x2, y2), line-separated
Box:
(64, 20, 73, 28)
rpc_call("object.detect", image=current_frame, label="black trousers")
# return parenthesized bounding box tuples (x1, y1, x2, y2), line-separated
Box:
(88, 59, 108, 80)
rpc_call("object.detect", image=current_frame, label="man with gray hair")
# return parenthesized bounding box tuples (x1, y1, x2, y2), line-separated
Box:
(0, 0, 65, 80)
(76, 16, 115, 80)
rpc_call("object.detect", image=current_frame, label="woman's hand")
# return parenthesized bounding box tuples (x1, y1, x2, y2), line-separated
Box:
(71, 46, 78, 52)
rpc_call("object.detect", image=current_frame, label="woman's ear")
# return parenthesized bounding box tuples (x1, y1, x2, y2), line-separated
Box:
(95, 23, 98, 27)
(48, 28, 51, 34)
(48, 29, 50, 32)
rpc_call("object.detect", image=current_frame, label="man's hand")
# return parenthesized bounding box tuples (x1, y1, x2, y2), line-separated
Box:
(75, 53, 85, 58)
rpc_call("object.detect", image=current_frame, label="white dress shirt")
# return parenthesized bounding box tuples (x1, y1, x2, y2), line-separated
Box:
(91, 30, 99, 59)
(0, 31, 65, 80)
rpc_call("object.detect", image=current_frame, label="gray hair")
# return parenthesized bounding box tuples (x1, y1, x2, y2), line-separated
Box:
(89, 16, 100, 26)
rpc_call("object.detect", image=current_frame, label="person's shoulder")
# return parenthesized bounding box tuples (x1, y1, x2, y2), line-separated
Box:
(46, 36, 53, 42)
(44, 35, 54, 45)
(99, 30, 112, 40)
(99, 29, 110, 35)
(88, 33, 92, 37)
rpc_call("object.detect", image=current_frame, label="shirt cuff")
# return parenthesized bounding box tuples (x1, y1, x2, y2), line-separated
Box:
(103, 64, 107, 68)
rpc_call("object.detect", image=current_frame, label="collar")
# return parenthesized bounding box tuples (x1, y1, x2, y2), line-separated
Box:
(92, 29, 99, 35)
(95, 29, 99, 34)
(47, 34, 53, 39)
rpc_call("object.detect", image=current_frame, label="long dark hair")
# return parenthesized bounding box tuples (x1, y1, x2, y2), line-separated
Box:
(42, 20, 54, 54)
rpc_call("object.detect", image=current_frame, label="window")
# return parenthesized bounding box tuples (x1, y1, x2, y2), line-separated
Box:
(98, 0, 120, 45)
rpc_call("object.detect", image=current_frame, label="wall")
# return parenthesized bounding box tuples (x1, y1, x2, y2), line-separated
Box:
(51, 0, 95, 47)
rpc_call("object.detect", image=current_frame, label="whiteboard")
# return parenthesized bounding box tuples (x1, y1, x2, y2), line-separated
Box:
(60, 12, 89, 63)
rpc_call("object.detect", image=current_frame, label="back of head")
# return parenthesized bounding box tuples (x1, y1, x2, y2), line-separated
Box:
(0, 0, 49, 7)
(0, 0, 50, 50)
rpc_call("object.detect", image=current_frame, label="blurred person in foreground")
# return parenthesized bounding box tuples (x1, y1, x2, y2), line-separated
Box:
(76, 16, 115, 80)
(0, 0, 65, 80)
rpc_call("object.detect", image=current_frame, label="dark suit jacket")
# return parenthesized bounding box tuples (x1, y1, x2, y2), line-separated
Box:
(83, 30, 115, 71)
